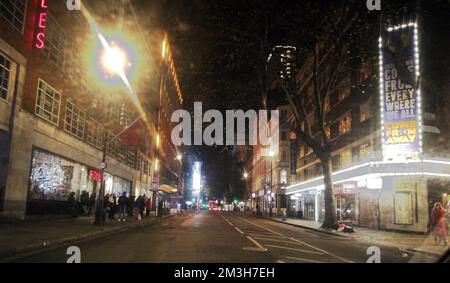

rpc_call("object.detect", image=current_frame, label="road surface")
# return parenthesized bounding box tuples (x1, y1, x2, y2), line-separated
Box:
(15, 211, 429, 263)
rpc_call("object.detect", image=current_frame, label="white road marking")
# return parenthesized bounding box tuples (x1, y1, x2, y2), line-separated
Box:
(234, 227, 244, 235)
(249, 233, 286, 239)
(285, 256, 324, 263)
(252, 237, 308, 245)
(236, 215, 354, 263)
(246, 236, 268, 252)
(265, 244, 323, 255)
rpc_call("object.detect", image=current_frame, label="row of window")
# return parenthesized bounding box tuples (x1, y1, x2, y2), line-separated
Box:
(34, 79, 143, 169)
(297, 142, 373, 181)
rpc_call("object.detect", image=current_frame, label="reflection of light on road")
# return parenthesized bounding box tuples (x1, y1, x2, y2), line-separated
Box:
(79, 1, 154, 132)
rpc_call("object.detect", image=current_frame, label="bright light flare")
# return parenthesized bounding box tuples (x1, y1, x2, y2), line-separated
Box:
(101, 45, 128, 75)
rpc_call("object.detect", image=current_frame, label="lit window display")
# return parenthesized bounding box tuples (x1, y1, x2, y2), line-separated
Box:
(29, 149, 87, 201)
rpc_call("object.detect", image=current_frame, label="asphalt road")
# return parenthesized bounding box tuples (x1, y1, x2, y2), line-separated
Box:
(15, 211, 426, 263)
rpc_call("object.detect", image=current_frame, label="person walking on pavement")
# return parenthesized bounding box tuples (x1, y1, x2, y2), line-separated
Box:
(133, 196, 142, 220)
(145, 197, 152, 217)
(118, 192, 128, 222)
(429, 202, 448, 246)
(88, 192, 96, 216)
(108, 194, 116, 219)
(139, 195, 146, 219)
(68, 192, 77, 217)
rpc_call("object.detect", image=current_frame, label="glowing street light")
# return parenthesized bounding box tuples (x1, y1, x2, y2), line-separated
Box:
(243, 172, 249, 179)
(101, 45, 128, 75)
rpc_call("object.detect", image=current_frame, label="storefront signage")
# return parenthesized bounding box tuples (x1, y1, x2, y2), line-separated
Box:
(380, 23, 422, 160)
(35, 0, 48, 49)
(89, 170, 102, 182)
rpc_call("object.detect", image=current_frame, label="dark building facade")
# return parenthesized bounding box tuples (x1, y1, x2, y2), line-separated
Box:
(0, 0, 184, 220)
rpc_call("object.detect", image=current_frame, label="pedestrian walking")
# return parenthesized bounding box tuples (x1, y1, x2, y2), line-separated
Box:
(133, 196, 142, 220)
(145, 197, 152, 217)
(429, 202, 448, 246)
(68, 192, 77, 217)
(139, 195, 146, 219)
(108, 194, 116, 219)
(118, 192, 128, 222)
(80, 191, 89, 215)
(88, 192, 96, 216)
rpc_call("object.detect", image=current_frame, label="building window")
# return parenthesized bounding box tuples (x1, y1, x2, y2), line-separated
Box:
(281, 151, 287, 162)
(64, 100, 86, 139)
(86, 118, 104, 149)
(42, 14, 66, 70)
(1, 0, 26, 32)
(0, 54, 12, 101)
(339, 113, 352, 135)
(340, 148, 352, 168)
(35, 80, 61, 125)
(325, 126, 331, 140)
(360, 99, 372, 123)
(339, 87, 351, 101)
(324, 96, 331, 113)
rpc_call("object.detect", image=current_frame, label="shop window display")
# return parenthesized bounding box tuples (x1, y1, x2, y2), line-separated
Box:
(29, 149, 86, 201)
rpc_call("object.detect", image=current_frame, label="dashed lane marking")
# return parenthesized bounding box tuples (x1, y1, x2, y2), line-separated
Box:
(264, 244, 323, 255)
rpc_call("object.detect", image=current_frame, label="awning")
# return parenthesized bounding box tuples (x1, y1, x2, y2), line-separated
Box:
(159, 184, 178, 194)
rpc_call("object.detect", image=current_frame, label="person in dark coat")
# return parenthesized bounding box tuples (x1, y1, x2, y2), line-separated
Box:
(118, 192, 128, 222)
(88, 192, 96, 216)
(68, 192, 77, 217)
(127, 195, 135, 216)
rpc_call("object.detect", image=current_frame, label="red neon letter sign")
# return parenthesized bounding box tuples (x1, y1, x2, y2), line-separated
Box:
(35, 0, 48, 49)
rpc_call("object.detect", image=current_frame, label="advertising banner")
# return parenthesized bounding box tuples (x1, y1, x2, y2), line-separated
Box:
(381, 24, 421, 160)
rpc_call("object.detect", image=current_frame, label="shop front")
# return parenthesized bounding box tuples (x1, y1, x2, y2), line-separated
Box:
(286, 160, 450, 232)
(27, 148, 131, 216)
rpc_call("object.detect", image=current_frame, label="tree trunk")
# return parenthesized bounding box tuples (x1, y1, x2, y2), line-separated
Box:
(320, 155, 337, 229)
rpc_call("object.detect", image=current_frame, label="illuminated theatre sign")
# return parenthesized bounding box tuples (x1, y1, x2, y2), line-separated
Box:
(379, 23, 422, 161)
(35, 0, 48, 49)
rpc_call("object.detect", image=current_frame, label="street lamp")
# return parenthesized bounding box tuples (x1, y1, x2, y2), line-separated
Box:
(101, 45, 128, 75)
(268, 150, 277, 218)
(94, 44, 130, 226)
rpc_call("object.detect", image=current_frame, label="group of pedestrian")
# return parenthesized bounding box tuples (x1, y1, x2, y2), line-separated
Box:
(429, 200, 450, 246)
(131, 195, 152, 221)
(102, 193, 153, 222)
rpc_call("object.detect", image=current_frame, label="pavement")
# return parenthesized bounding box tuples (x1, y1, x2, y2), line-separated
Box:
(6, 211, 442, 263)
(258, 214, 449, 257)
(0, 213, 175, 262)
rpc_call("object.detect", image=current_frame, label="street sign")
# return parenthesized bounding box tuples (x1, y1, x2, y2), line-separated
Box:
(151, 176, 159, 191)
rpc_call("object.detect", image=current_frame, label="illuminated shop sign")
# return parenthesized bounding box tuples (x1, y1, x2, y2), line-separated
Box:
(379, 23, 422, 161)
(35, 0, 48, 49)
(89, 170, 102, 182)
